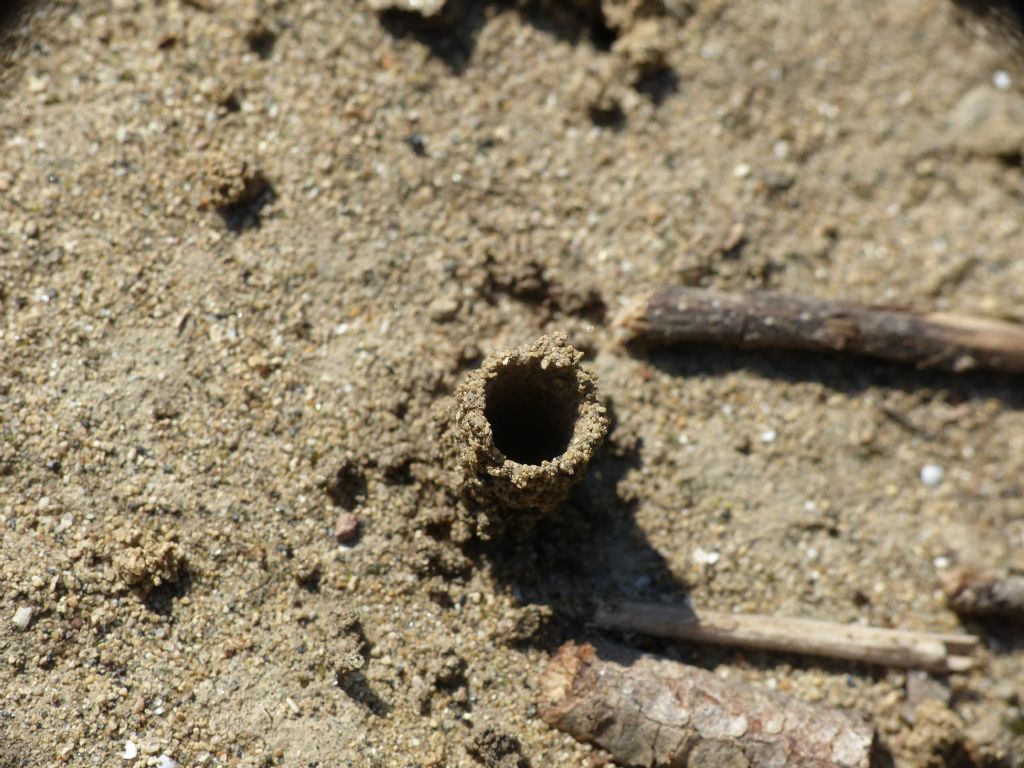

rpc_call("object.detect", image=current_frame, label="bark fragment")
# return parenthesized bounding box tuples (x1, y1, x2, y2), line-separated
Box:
(538, 641, 875, 768)
(941, 569, 1024, 619)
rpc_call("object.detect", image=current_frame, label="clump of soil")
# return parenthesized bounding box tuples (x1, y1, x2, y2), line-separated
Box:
(112, 529, 187, 593)
(198, 157, 275, 232)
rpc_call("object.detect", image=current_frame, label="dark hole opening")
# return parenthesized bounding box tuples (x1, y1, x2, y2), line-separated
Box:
(0, 0, 35, 37)
(216, 173, 275, 233)
(484, 364, 578, 465)
(589, 8, 617, 51)
(245, 24, 278, 60)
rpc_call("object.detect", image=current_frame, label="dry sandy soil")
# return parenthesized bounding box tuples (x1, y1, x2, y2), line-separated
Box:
(2, 0, 1024, 766)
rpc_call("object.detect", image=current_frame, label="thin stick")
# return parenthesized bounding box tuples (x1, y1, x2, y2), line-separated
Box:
(539, 640, 875, 768)
(616, 287, 1024, 374)
(594, 602, 979, 673)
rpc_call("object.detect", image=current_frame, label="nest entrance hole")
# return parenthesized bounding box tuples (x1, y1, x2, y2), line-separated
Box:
(484, 363, 579, 465)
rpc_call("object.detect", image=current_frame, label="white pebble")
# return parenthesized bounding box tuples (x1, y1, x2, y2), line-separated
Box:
(760, 429, 777, 444)
(994, 70, 1013, 90)
(933, 556, 951, 569)
(122, 741, 138, 760)
(693, 547, 720, 566)
(11, 606, 33, 631)
(156, 755, 178, 768)
(920, 464, 944, 488)
(732, 162, 752, 179)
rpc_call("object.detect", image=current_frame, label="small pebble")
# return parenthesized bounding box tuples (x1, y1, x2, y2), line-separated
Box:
(906, 670, 952, 709)
(368, 0, 446, 17)
(427, 296, 459, 323)
(920, 464, 944, 488)
(406, 132, 427, 156)
(994, 70, 1012, 91)
(122, 741, 138, 760)
(334, 510, 360, 543)
(693, 547, 720, 566)
(11, 606, 33, 631)
(732, 162, 752, 179)
(760, 428, 777, 444)
(948, 85, 1024, 158)
(156, 755, 179, 768)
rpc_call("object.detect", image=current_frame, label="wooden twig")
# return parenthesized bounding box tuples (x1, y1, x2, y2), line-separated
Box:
(594, 603, 979, 673)
(539, 640, 875, 768)
(940, 568, 1024, 619)
(615, 287, 1024, 374)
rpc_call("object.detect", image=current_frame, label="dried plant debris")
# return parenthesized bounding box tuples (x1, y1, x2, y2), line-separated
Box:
(941, 568, 1024, 619)
(594, 602, 979, 672)
(539, 641, 875, 768)
(617, 287, 1024, 374)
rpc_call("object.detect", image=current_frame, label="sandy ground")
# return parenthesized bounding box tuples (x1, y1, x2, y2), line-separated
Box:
(2, 0, 1024, 766)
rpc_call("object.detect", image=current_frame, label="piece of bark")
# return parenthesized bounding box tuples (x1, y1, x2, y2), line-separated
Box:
(616, 287, 1024, 374)
(593, 603, 978, 673)
(538, 641, 875, 768)
(940, 569, 1024, 619)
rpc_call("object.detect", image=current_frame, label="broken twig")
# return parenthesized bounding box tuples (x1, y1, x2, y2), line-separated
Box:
(594, 603, 979, 673)
(941, 569, 1024, 620)
(539, 640, 875, 768)
(616, 287, 1024, 374)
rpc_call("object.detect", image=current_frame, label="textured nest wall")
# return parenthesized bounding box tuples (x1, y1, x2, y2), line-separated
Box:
(450, 333, 608, 537)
